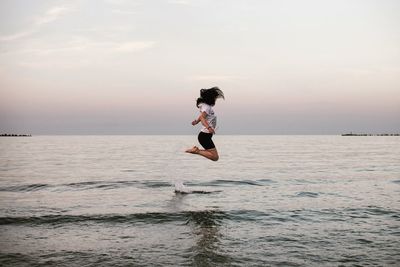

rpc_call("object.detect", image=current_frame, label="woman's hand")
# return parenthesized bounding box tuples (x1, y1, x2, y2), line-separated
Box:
(191, 120, 199, 126)
(208, 127, 215, 134)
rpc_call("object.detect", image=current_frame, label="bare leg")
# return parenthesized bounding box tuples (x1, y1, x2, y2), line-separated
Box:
(196, 148, 219, 161)
(185, 146, 219, 161)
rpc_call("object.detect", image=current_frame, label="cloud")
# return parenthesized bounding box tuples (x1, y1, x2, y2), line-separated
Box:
(0, 5, 71, 42)
(35, 6, 70, 25)
(114, 41, 156, 52)
(168, 0, 191, 5)
(12, 38, 157, 69)
(0, 30, 36, 42)
(4, 35, 156, 56)
(17, 60, 90, 69)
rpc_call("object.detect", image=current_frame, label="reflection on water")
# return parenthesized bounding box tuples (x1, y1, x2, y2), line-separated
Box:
(187, 210, 230, 266)
(169, 193, 230, 265)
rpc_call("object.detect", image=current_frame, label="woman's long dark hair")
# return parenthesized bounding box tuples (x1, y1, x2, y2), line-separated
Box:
(196, 87, 224, 107)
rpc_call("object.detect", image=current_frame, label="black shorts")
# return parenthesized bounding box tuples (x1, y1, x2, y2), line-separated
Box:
(198, 131, 215, 150)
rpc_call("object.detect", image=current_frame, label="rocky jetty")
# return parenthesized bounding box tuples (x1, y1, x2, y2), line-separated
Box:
(0, 133, 32, 137)
(342, 133, 399, 136)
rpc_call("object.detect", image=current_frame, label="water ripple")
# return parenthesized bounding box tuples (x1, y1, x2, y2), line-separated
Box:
(0, 210, 226, 226)
(3, 207, 397, 226)
(0, 178, 275, 193)
(0, 180, 172, 192)
(295, 191, 319, 198)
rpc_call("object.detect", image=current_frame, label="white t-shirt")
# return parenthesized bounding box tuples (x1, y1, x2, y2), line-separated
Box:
(199, 103, 217, 133)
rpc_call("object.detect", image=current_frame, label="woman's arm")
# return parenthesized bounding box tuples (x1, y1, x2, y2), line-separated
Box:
(198, 111, 215, 134)
(192, 112, 206, 125)
(191, 114, 202, 125)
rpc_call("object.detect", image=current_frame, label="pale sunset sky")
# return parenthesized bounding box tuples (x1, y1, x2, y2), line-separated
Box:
(0, 0, 399, 134)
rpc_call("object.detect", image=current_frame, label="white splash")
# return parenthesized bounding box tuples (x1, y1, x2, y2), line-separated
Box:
(174, 180, 191, 193)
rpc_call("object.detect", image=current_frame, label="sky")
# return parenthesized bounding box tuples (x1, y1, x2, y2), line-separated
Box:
(0, 0, 399, 134)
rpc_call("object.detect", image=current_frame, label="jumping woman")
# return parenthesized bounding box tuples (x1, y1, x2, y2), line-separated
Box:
(185, 87, 224, 161)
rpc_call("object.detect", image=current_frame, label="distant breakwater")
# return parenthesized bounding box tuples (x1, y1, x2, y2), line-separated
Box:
(0, 133, 32, 137)
(342, 133, 399, 136)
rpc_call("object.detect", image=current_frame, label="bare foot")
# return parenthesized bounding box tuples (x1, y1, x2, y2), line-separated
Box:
(185, 146, 199, 154)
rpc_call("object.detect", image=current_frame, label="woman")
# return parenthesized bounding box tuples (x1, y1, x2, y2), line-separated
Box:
(185, 87, 224, 161)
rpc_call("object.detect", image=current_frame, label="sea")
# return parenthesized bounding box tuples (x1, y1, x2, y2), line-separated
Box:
(0, 135, 399, 266)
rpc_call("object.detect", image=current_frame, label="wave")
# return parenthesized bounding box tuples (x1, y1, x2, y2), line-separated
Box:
(190, 179, 275, 187)
(0, 183, 50, 192)
(0, 178, 274, 193)
(0, 210, 289, 226)
(2, 206, 398, 227)
(295, 191, 319, 198)
(344, 206, 400, 216)
(65, 180, 171, 190)
(0, 210, 227, 226)
(0, 180, 172, 192)
(175, 190, 222, 194)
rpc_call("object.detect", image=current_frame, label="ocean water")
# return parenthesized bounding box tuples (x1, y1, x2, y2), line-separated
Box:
(0, 135, 399, 266)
